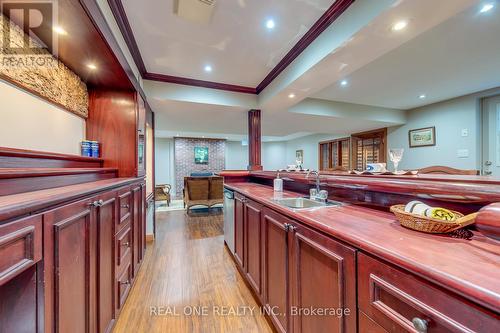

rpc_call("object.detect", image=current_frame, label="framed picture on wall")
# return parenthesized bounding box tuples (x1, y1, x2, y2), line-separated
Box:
(194, 147, 209, 164)
(296, 149, 304, 165)
(408, 126, 436, 148)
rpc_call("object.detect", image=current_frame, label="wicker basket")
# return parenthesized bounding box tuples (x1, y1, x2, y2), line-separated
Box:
(390, 205, 476, 234)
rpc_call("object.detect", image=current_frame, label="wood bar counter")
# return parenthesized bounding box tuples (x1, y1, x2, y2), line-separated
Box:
(221, 171, 500, 333)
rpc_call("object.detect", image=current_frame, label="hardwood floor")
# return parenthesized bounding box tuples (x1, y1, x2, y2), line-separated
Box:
(113, 209, 273, 333)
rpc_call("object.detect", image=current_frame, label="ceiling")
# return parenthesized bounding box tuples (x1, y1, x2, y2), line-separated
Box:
(313, 1, 500, 109)
(139, 0, 500, 140)
(120, 0, 336, 87)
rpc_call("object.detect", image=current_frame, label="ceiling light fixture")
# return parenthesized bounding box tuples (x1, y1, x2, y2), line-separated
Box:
(288, 93, 296, 98)
(480, 3, 494, 13)
(204, 65, 212, 72)
(340, 80, 348, 87)
(266, 19, 275, 29)
(87, 63, 97, 70)
(392, 20, 408, 31)
(53, 26, 67, 35)
(419, 94, 426, 99)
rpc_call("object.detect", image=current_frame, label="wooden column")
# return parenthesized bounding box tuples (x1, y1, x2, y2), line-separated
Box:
(248, 109, 263, 171)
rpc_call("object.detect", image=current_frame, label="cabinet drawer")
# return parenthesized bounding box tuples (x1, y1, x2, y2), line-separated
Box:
(358, 253, 498, 333)
(116, 260, 133, 312)
(0, 215, 42, 286)
(116, 223, 132, 270)
(118, 189, 132, 230)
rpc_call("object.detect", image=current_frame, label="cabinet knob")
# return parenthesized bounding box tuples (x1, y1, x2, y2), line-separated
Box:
(97, 200, 104, 206)
(120, 280, 130, 285)
(284, 223, 290, 232)
(412, 317, 428, 333)
(121, 204, 130, 209)
(88, 201, 99, 207)
(288, 225, 297, 232)
(122, 242, 130, 247)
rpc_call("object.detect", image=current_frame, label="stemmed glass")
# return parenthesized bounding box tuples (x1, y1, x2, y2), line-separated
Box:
(389, 149, 404, 174)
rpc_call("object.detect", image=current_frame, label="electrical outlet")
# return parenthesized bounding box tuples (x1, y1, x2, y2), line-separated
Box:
(461, 128, 469, 137)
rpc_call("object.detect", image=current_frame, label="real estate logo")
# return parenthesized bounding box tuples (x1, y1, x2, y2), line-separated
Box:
(0, 0, 58, 68)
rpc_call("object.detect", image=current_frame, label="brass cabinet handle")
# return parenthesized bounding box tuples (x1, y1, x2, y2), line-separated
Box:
(412, 317, 428, 333)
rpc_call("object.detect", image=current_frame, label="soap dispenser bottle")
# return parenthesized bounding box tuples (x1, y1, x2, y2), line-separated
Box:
(274, 172, 283, 192)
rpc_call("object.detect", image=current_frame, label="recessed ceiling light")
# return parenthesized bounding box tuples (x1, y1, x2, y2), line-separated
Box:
(204, 65, 212, 72)
(202, 136, 205, 138)
(176, 134, 180, 136)
(87, 63, 97, 70)
(53, 26, 67, 35)
(480, 3, 494, 13)
(340, 80, 348, 87)
(266, 19, 275, 29)
(288, 93, 296, 98)
(419, 94, 426, 99)
(392, 20, 408, 31)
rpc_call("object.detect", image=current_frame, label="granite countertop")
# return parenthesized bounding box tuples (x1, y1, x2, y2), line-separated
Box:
(225, 182, 500, 314)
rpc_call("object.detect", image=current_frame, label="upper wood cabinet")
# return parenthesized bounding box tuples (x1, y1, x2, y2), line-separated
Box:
(87, 90, 148, 178)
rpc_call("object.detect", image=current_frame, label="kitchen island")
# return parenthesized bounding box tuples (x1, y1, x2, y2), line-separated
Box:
(221, 171, 500, 333)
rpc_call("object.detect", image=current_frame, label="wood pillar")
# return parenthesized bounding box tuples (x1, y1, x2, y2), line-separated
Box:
(248, 109, 263, 171)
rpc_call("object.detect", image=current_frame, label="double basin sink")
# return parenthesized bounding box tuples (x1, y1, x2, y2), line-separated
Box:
(273, 197, 342, 210)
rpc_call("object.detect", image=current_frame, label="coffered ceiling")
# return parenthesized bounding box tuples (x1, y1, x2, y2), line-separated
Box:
(114, 0, 352, 92)
(101, 0, 499, 140)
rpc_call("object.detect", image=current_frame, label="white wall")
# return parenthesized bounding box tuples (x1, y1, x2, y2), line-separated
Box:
(0, 80, 85, 155)
(388, 87, 500, 170)
(262, 141, 287, 170)
(225, 140, 248, 170)
(155, 138, 176, 195)
(285, 134, 343, 170)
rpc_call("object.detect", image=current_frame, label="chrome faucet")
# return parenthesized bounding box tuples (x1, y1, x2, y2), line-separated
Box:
(306, 170, 328, 202)
(306, 170, 321, 193)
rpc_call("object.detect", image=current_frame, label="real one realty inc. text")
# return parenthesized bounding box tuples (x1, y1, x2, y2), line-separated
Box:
(150, 306, 351, 318)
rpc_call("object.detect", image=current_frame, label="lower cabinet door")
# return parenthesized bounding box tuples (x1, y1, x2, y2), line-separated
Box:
(263, 208, 290, 333)
(234, 193, 245, 269)
(43, 198, 96, 333)
(245, 199, 263, 298)
(96, 191, 117, 333)
(289, 222, 357, 333)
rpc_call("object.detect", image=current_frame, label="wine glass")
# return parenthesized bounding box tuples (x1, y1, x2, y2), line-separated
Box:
(389, 149, 404, 174)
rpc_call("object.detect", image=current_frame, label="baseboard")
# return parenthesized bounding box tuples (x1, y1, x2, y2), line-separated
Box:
(146, 234, 154, 243)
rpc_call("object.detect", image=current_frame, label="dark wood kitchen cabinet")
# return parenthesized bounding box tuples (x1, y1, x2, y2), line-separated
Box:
(289, 221, 357, 333)
(132, 184, 142, 276)
(358, 253, 499, 333)
(263, 207, 291, 333)
(0, 215, 42, 333)
(244, 199, 264, 299)
(87, 91, 147, 178)
(96, 191, 118, 333)
(233, 191, 356, 333)
(43, 197, 97, 333)
(234, 192, 246, 269)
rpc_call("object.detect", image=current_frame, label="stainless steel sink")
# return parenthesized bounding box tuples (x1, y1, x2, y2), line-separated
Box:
(273, 197, 341, 210)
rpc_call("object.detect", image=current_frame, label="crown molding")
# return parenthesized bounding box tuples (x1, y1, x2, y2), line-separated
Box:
(107, 0, 355, 95)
